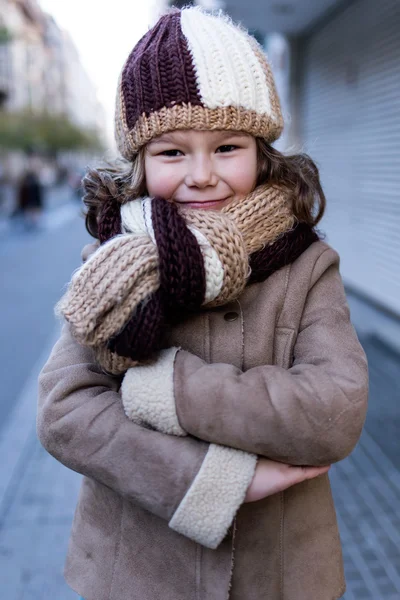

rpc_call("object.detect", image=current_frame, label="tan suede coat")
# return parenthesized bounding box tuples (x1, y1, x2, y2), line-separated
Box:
(37, 241, 368, 600)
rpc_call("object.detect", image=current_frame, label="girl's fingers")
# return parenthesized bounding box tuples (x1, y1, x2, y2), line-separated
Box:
(296, 464, 330, 482)
(244, 461, 331, 503)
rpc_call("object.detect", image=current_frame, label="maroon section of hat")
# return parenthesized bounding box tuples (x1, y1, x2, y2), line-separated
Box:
(122, 12, 202, 129)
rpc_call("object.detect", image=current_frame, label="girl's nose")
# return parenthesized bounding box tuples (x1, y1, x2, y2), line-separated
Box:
(186, 155, 217, 188)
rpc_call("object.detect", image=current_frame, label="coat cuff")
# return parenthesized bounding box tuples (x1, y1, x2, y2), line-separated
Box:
(169, 444, 257, 549)
(121, 347, 186, 436)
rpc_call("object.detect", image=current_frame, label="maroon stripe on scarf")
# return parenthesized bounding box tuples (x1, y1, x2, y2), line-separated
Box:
(122, 12, 202, 129)
(98, 197, 122, 245)
(151, 197, 206, 316)
(107, 291, 166, 360)
(248, 222, 319, 284)
(107, 197, 206, 361)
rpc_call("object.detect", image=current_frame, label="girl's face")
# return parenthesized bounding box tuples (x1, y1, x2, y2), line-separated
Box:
(144, 130, 258, 210)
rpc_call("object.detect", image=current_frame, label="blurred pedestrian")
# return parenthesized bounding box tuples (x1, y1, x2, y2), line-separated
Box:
(37, 7, 368, 600)
(0, 160, 4, 216)
(16, 169, 44, 229)
(68, 168, 85, 202)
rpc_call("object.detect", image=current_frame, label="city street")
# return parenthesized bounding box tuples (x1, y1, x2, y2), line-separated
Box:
(0, 194, 399, 599)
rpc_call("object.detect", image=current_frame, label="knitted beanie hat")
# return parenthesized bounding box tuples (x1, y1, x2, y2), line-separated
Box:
(115, 6, 283, 159)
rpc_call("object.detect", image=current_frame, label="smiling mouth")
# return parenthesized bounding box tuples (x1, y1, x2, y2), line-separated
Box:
(176, 198, 229, 205)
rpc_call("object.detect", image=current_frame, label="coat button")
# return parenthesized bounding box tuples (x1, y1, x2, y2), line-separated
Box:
(224, 311, 239, 322)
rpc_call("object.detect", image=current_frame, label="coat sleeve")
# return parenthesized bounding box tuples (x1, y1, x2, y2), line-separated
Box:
(122, 248, 368, 466)
(37, 325, 256, 549)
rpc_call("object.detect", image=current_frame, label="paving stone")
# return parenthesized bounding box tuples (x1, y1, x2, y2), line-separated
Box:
(346, 583, 372, 597)
(0, 430, 81, 600)
(333, 334, 400, 600)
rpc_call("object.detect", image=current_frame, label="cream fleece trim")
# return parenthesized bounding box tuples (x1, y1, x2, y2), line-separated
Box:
(121, 347, 186, 436)
(169, 444, 257, 549)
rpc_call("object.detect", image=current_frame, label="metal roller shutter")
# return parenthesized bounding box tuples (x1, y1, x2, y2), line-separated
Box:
(300, 0, 400, 313)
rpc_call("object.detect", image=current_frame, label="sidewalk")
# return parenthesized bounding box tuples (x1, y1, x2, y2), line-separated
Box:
(0, 328, 81, 599)
(0, 303, 399, 598)
(331, 430, 400, 599)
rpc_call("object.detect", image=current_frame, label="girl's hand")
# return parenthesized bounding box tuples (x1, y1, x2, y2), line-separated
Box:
(244, 458, 330, 503)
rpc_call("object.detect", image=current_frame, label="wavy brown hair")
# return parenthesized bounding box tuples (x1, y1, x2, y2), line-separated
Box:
(82, 138, 325, 240)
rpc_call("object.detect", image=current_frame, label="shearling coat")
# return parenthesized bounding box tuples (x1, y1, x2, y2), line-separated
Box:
(37, 240, 368, 600)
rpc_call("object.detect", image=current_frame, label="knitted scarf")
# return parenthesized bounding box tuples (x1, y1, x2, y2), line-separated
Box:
(57, 184, 318, 374)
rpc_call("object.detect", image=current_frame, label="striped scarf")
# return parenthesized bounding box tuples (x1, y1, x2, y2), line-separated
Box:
(57, 184, 318, 374)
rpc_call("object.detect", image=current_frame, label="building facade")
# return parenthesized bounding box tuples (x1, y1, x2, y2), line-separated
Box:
(298, 0, 400, 315)
(0, 0, 105, 138)
(198, 0, 400, 315)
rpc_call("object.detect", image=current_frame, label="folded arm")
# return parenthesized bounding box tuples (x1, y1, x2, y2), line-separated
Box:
(37, 325, 256, 549)
(122, 249, 368, 466)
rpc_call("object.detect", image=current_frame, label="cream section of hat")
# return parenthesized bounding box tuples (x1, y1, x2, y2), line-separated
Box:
(181, 7, 275, 119)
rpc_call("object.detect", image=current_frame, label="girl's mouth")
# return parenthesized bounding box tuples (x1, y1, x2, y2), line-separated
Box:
(175, 198, 230, 210)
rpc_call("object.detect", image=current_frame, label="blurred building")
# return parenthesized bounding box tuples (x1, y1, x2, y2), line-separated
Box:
(294, 0, 399, 317)
(0, 0, 105, 149)
(181, 0, 399, 317)
(0, 0, 44, 112)
(60, 29, 105, 136)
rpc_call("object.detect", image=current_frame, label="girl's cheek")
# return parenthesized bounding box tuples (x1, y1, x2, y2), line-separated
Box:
(148, 168, 178, 198)
(223, 163, 249, 192)
(232, 161, 257, 193)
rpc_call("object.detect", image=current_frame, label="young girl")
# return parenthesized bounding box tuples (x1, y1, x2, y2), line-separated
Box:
(37, 7, 368, 600)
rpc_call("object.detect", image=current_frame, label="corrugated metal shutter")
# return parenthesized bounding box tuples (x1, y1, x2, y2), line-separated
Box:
(300, 0, 400, 313)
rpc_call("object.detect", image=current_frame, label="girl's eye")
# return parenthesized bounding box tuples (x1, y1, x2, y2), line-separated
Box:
(159, 149, 183, 157)
(216, 145, 238, 153)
